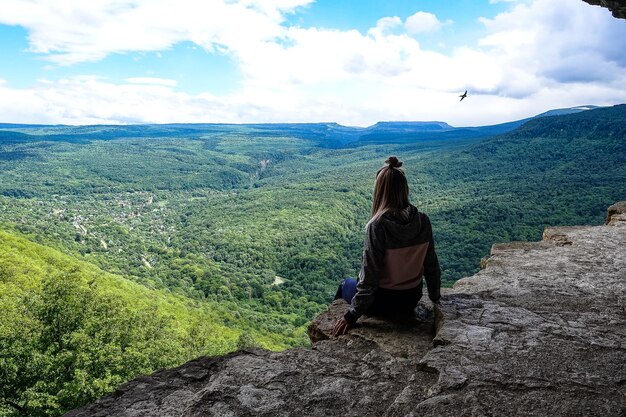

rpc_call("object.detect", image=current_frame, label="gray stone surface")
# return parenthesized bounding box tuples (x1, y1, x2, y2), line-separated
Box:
(66, 203, 626, 417)
(65, 300, 440, 417)
(307, 298, 438, 360)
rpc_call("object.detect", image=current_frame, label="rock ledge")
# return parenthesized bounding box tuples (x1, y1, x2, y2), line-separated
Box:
(66, 203, 626, 417)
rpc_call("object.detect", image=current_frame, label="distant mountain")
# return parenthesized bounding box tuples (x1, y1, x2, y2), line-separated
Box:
(0, 105, 607, 149)
(533, 105, 600, 118)
(350, 119, 523, 148)
(501, 104, 624, 142)
(345, 105, 604, 147)
(367, 121, 453, 131)
(0, 123, 58, 128)
(446, 104, 626, 185)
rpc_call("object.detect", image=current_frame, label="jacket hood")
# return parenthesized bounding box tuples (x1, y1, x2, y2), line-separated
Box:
(378, 204, 429, 247)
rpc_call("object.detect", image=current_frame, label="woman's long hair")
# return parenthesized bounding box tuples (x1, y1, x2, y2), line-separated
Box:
(369, 156, 410, 224)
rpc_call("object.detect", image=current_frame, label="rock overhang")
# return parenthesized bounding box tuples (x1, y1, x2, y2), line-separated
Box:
(582, 0, 626, 19)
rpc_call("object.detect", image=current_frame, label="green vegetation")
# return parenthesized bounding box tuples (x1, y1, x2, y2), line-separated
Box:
(0, 104, 624, 415)
(0, 229, 301, 416)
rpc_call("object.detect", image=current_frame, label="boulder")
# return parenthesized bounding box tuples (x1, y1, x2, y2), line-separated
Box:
(606, 201, 626, 225)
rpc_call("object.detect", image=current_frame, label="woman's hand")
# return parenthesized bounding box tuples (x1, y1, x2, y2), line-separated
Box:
(333, 318, 351, 336)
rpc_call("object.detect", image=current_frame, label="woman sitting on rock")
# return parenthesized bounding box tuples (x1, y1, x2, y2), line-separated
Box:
(333, 156, 441, 336)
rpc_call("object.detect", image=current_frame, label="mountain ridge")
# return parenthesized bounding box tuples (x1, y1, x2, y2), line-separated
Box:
(0, 104, 603, 131)
(0, 105, 608, 149)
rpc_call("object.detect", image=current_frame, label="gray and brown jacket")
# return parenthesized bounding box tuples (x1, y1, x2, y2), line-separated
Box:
(345, 204, 441, 324)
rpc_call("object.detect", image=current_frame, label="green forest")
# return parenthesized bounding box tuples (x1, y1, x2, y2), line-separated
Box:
(1, 105, 625, 416)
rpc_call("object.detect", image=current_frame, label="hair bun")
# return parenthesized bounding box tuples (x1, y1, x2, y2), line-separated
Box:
(385, 156, 403, 168)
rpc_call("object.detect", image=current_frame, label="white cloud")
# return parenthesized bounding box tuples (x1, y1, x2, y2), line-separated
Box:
(125, 77, 178, 87)
(2, 66, 625, 128)
(477, 0, 626, 96)
(0, 0, 313, 65)
(404, 12, 443, 34)
(0, 0, 625, 126)
(368, 16, 403, 37)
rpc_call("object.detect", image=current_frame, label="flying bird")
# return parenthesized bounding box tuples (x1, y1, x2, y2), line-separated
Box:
(459, 90, 468, 101)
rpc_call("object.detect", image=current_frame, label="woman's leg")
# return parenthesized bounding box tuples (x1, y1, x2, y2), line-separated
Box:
(368, 284, 423, 316)
(334, 278, 358, 304)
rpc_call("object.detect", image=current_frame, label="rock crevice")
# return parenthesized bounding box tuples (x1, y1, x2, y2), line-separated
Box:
(66, 202, 626, 417)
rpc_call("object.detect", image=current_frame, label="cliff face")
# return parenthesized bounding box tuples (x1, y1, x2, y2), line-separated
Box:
(582, 0, 626, 19)
(66, 203, 626, 417)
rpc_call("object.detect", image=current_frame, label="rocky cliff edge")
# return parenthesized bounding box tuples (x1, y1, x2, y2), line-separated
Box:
(66, 202, 626, 417)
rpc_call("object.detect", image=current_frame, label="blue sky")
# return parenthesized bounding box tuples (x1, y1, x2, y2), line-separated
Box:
(1, 0, 625, 126)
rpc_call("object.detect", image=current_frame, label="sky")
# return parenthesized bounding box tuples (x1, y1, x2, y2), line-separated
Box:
(0, 0, 625, 126)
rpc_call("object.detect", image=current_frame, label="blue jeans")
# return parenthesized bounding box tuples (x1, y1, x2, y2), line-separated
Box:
(334, 277, 422, 316)
(335, 278, 358, 304)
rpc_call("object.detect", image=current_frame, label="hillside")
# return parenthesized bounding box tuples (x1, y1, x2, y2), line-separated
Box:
(421, 104, 626, 276)
(0, 229, 301, 417)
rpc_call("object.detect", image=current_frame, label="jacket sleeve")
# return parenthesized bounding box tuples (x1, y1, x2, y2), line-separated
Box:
(344, 221, 385, 324)
(423, 216, 441, 303)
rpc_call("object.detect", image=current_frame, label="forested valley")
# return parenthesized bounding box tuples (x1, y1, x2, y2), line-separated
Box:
(1, 104, 625, 416)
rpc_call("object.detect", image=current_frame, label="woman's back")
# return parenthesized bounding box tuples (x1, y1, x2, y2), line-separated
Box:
(333, 156, 441, 336)
(372, 205, 433, 291)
